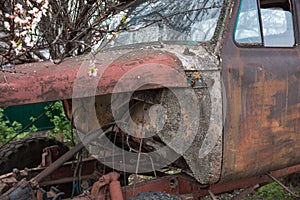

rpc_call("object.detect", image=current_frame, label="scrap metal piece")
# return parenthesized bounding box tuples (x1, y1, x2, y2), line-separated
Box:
(40, 145, 62, 167)
(91, 172, 123, 200)
(31, 125, 112, 186)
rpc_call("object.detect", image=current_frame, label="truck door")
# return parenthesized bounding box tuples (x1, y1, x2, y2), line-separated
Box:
(221, 0, 300, 181)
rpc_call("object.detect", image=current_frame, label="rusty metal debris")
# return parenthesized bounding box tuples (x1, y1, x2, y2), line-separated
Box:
(91, 172, 123, 200)
(31, 124, 112, 186)
(40, 145, 62, 167)
(71, 172, 123, 200)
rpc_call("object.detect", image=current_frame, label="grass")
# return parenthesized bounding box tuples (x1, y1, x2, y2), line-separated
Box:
(200, 175, 300, 200)
(245, 182, 295, 200)
(245, 174, 300, 200)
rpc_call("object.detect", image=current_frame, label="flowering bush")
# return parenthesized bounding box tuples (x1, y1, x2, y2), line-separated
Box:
(3, 0, 49, 55)
(0, 0, 131, 66)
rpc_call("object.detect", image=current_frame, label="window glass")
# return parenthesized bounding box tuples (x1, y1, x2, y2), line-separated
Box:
(261, 8, 295, 47)
(102, 0, 224, 47)
(234, 0, 295, 47)
(234, 0, 262, 45)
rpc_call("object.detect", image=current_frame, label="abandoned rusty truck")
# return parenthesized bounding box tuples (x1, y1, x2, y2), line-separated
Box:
(0, 0, 299, 199)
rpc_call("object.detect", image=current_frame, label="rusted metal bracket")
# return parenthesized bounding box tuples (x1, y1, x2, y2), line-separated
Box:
(73, 172, 123, 200)
(40, 145, 62, 167)
(91, 172, 123, 200)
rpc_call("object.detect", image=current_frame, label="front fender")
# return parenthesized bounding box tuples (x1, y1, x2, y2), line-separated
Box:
(0, 49, 188, 107)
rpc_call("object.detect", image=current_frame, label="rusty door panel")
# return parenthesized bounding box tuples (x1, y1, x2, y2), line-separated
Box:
(0, 50, 187, 107)
(220, 0, 300, 182)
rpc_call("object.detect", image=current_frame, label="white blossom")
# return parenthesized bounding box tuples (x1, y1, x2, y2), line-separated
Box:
(4, 0, 49, 52)
(88, 67, 98, 77)
(14, 16, 22, 24)
(11, 40, 18, 48)
(107, 34, 113, 40)
(4, 21, 10, 30)
(15, 3, 24, 13)
(15, 31, 21, 37)
(36, 11, 43, 20)
(28, 7, 39, 15)
(20, 31, 28, 36)
(41, 7, 48, 16)
(26, 0, 33, 7)
(11, 40, 23, 55)
(42, 0, 49, 10)
(25, 37, 34, 47)
(16, 46, 25, 55)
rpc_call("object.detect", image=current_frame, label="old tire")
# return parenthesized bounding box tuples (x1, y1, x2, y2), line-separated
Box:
(0, 136, 68, 175)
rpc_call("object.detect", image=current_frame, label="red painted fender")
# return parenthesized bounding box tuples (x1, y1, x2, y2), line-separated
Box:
(0, 49, 188, 107)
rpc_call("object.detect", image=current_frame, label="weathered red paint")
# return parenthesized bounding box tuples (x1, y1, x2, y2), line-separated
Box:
(220, 0, 300, 182)
(0, 49, 187, 107)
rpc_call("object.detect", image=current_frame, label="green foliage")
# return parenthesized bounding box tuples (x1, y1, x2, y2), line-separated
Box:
(44, 101, 74, 146)
(246, 182, 294, 200)
(0, 108, 27, 143)
(0, 101, 73, 146)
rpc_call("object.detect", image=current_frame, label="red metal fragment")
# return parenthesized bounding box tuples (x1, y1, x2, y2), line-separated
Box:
(90, 172, 123, 200)
(109, 173, 123, 200)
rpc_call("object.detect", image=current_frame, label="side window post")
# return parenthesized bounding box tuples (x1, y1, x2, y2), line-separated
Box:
(256, 0, 265, 45)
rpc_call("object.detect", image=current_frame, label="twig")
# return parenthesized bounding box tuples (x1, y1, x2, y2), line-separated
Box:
(267, 173, 300, 199)
(208, 189, 218, 200)
(124, 5, 222, 32)
(133, 102, 147, 195)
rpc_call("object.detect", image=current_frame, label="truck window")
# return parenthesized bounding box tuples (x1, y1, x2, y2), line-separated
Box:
(234, 0, 295, 47)
(101, 0, 224, 48)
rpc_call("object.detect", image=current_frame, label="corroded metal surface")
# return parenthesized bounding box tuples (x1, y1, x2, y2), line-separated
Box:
(220, 0, 300, 182)
(121, 164, 300, 199)
(73, 164, 300, 199)
(161, 44, 223, 184)
(68, 44, 224, 185)
(0, 49, 187, 107)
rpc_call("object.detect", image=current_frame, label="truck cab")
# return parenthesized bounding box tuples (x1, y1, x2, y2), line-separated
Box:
(0, 0, 299, 199)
